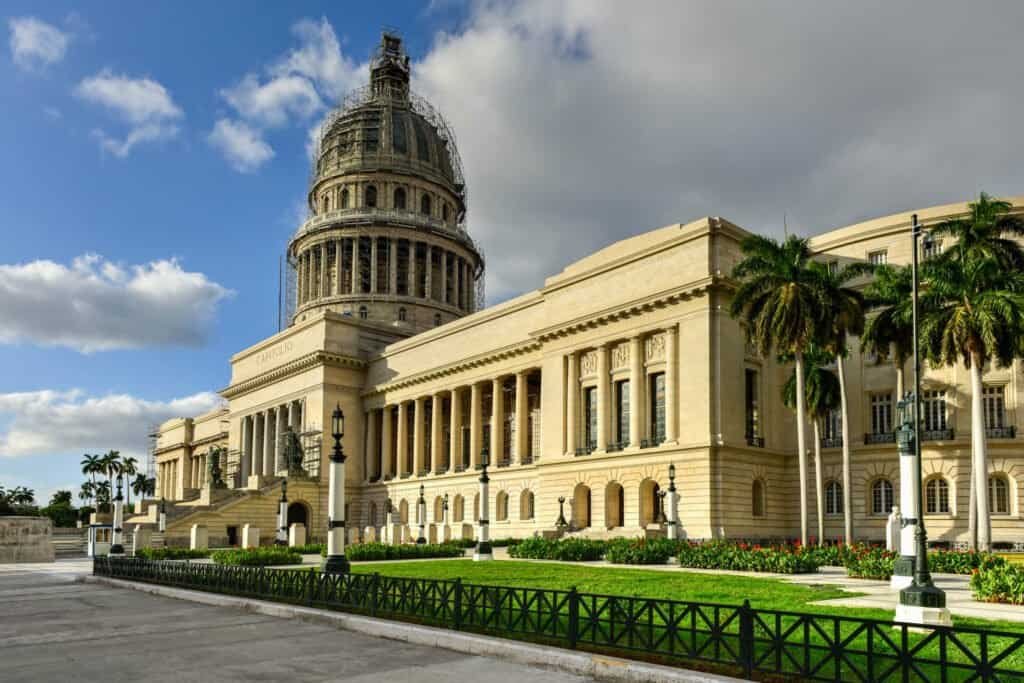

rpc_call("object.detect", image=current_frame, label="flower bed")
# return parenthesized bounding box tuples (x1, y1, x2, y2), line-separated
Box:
(971, 559, 1024, 604)
(135, 547, 210, 561)
(603, 538, 681, 565)
(676, 541, 822, 574)
(843, 545, 1005, 580)
(211, 547, 302, 566)
(345, 542, 466, 561)
(508, 537, 605, 561)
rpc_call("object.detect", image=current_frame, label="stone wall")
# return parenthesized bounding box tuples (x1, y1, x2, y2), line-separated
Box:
(0, 516, 55, 563)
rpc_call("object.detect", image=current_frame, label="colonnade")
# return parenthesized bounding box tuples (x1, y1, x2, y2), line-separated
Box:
(240, 400, 304, 485)
(157, 460, 178, 499)
(296, 235, 476, 311)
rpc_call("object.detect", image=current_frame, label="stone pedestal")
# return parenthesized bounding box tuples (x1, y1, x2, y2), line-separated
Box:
(132, 526, 152, 553)
(289, 524, 307, 547)
(242, 525, 260, 549)
(895, 604, 953, 628)
(190, 524, 208, 550)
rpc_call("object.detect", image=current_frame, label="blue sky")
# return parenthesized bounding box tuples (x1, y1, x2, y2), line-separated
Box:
(2, 1, 1022, 503)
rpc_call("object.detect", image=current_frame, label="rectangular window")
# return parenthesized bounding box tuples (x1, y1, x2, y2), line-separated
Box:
(649, 373, 666, 444)
(868, 250, 888, 266)
(984, 386, 1006, 429)
(823, 408, 842, 442)
(584, 387, 598, 451)
(615, 379, 630, 444)
(870, 393, 893, 435)
(744, 369, 760, 440)
(922, 239, 943, 260)
(827, 260, 839, 276)
(922, 390, 947, 432)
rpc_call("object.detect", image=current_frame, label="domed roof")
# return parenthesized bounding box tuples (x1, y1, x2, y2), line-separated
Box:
(309, 33, 467, 215)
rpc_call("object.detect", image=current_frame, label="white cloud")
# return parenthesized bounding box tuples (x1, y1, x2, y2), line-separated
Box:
(221, 73, 322, 128)
(0, 254, 232, 353)
(74, 70, 183, 157)
(208, 118, 275, 172)
(0, 389, 224, 458)
(8, 17, 68, 70)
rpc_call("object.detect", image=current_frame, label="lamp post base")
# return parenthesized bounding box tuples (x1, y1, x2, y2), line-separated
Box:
(473, 541, 493, 561)
(890, 574, 914, 590)
(322, 554, 350, 574)
(891, 555, 914, 590)
(416, 537, 426, 545)
(897, 583, 951, 627)
(109, 544, 125, 556)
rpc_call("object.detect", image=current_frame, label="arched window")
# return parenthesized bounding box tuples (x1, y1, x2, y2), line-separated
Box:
(752, 479, 766, 517)
(926, 478, 950, 514)
(420, 194, 432, 215)
(434, 313, 442, 327)
(825, 480, 843, 515)
(871, 479, 894, 515)
(495, 491, 509, 521)
(453, 495, 464, 522)
(340, 188, 350, 208)
(443, 203, 450, 221)
(365, 185, 377, 208)
(358, 306, 368, 320)
(321, 195, 330, 212)
(397, 307, 407, 322)
(520, 490, 534, 520)
(393, 187, 406, 210)
(990, 474, 1010, 514)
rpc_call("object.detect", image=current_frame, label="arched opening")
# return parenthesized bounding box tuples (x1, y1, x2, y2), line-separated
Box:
(639, 479, 661, 526)
(393, 187, 407, 210)
(443, 203, 450, 221)
(604, 482, 625, 529)
(358, 306, 368, 319)
(287, 501, 309, 527)
(398, 307, 407, 322)
(825, 480, 843, 515)
(473, 492, 480, 521)
(420, 194, 431, 215)
(495, 491, 509, 521)
(340, 188, 350, 208)
(752, 479, 766, 517)
(365, 185, 378, 208)
(433, 496, 444, 522)
(434, 313, 442, 327)
(572, 483, 591, 529)
(369, 501, 378, 527)
(926, 477, 949, 514)
(871, 478, 893, 516)
(520, 490, 534, 520)
(399, 499, 409, 525)
(990, 474, 1010, 514)
(321, 195, 330, 212)
(453, 494, 464, 522)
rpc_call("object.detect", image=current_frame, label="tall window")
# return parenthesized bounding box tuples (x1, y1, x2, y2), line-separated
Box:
(744, 368, 760, 441)
(520, 490, 534, 520)
(827, 260, 839, 276)
(990, 475, 1010, 514)
(870, 393, 893, 435)
(340, 188, 350, 208)
(752, 480, 766, 517)
(443, 203, 450, 221)
(584, 387, 598, 450)
(922, 239, 943, 260)
(321, 195, 330, 212)
(868, 250, 888, 266)
(615, 379, 630, 445)
(421, 194, 432, 216)
(365, 185, 378, 208)
(983, 386, 1006, 429)
(922, 390, 947, 432)
(926, 478, 949, 514)
(397, 307, 407, 322)
(393, 187, 407, 210)
(649, 372, 666, 444)
(358, 306, 368, 319)
(823, 409, 842, 442)
(825, 480, 843, 515)
(434, 313, 442, 327)
(872, 479, 894, 515)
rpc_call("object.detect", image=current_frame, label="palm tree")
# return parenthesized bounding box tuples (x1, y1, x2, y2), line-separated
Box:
(921, 253, 1024, 552)
(784, 350, 841, 543)
(121, 456, 139, 505)
(99, 450, 121, 495)
(131, 473, 151, 502)
(930, 192, 1024, 270)
(861, 265, 915, 399)
(50, 490, 73, 506)
(10, 486, 35, 506)
(730, 234, 829, 545)
(79, 482, 95, 509)
(94, 481, 112, 511)
(81, 453, 102, 496)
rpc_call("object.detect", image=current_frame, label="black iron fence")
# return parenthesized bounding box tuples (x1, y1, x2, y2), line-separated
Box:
(94, 558, 1024, 682)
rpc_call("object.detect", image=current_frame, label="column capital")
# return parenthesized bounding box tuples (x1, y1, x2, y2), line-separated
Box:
(664, 324, 679, 336)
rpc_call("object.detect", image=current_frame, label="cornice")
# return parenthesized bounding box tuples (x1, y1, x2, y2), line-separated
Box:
(221, 350, 366, 399)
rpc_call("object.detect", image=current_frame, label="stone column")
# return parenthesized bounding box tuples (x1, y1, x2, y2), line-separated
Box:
(665, 325, 679, 442)
(241, 416, 253, 482)
(491, 377, 505, 463)
(319, 244, 328, 298)
(335, 239, 343, 295)
(441, 250, 449, 304)
(629, 336, 643, 447)
(276, 406, 287, 474)
(366, 409, 378, 481)
(515, 371, 528, 463)
(566, 352, 578, 454)
(389, 238, 398, 294)
(381, 406, 394, 479)
(470, 383, 482, 467)
(425, 244, 433, 300)
(263, 408, 274, 476)
(397, 402, 409, 476)
(455, 257, 463, 309)
(253, 413, 264, 477)
(409, 241, 418, 298)
(413, 396, 426, 475)
(307, 251, 315, 303)
(370, 237, 379, 294)
(350, 237, 359, 294)
(467, 267, 476, 311)
(450, 388, 462, 470)
(597, 344, 610, 452)
(431, 394, 443, 472)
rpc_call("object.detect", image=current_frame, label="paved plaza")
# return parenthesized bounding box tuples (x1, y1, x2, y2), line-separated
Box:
(0, 559, 591, 683)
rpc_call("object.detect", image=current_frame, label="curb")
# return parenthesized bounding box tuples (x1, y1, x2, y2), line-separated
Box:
(85, 575, 739, 683)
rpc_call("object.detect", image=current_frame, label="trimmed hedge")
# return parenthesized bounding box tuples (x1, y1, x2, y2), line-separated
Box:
(971, 559, 1024, 604)
(135, 547, 210, 561)
(509, 537, 605, 561)
(603, 538, 681, 565)
(843, 545, 1006, 580)
(211, 547, 302, 566)
(345, 542, 466, 561)
(676, 541, 822, 574)
(289, 543, 326, 555)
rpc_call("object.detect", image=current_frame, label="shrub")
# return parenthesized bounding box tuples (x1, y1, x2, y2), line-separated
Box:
(509, 537, 605, 561)
(289, 543, 326, 555)
(676, 541, 821, 574)
(604, 538, 681, 565)
(929, 549, 1005, 574)
(446, 538, 478, 549)
(345, 542, 466, 561)
(39, 503, 79, 528)
(135, 547, 210, 560)
(489, 537, 522, 548)
(970, 559, 1024, 604)
(843, 545, 896, 579)
(211, 547, 302, 566)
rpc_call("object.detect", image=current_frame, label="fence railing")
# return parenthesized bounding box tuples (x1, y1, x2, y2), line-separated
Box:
(93, 558, 1024, 682)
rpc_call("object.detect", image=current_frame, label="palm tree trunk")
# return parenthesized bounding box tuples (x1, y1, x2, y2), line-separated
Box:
(895, 359, 905, 402)
(814, 419, 824, 544)
(795, 352, 809, 546)
(837, 353, 853, 544)
(970, 353, 991, 551)
(968, 470, 977, 550)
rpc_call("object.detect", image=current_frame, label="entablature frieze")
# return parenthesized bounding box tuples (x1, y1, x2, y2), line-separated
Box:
(220, 351, 366, 400)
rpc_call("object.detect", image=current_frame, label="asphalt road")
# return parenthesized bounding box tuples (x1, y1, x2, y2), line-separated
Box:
(0, 560, 591, 682)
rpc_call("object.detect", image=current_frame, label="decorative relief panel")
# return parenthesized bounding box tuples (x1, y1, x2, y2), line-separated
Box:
(579, 351, 597, 377)
(645, 334, 665, 362)
(611, 343, 630, 370)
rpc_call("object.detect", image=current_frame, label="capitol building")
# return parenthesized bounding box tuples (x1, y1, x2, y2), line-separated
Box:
(143, 34, 1023, 548)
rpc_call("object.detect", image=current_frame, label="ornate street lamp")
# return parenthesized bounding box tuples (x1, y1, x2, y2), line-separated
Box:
(656, 490, 668, 526)
(894, 214, 950, 626)
(323, 404, 350, 573)
(276, 479, 289, 546)
(416, 484, 427, 544)
(384, 497, 394, 545)
(110, 474, 125, 556)
(474, 446, 493, 561)
(666, 463, 679, 540)
(555, 495, 568, 529)
(442, 493, 449, 527)
(158, 496, 167, 534)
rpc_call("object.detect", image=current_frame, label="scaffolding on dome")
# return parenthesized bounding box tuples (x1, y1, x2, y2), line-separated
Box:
(280, 254, 298, 330)
(145, 424, 159, 479)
